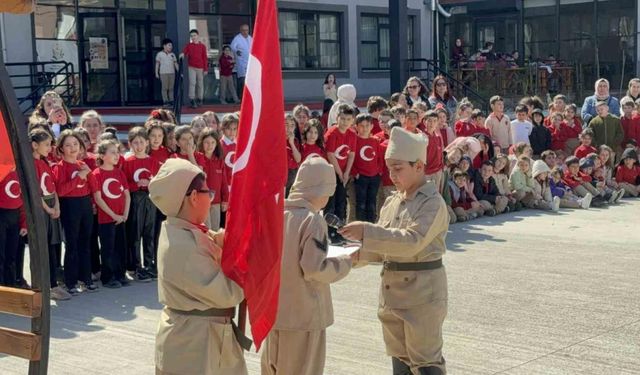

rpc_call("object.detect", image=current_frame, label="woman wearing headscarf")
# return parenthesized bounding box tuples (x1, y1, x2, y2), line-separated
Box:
(581, 78, 620, 126)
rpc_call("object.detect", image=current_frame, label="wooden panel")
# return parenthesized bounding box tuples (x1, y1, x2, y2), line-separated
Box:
(0, 328, 41, 361)
(0, 287, 42, 318)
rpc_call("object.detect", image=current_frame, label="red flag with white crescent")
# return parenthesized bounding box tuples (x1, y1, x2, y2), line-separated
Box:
(221, 0, 286, 350)
(0, 110, 16, 182)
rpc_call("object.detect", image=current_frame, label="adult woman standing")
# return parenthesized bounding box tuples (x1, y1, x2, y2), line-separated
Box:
(620, 78, 640, 111)
(403, 76, 429, 107)
(323, 73, 338, 102)
(428, 75, 458, 122)
(581, 78, 620, 126)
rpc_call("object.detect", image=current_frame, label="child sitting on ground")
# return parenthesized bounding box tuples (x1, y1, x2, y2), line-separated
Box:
(493, 154, 518, 210)
(449, 169, 484, 222)
(562, 156, 605, 207)
(574, 129, 597, 159)
(550, 167, 592, 209)
(509, 156, 537, 208)
(579, 157, 616, 204)
(615, 147, 640, 197)
(474, 160, 509, 215)
(531, 160, 561, 212)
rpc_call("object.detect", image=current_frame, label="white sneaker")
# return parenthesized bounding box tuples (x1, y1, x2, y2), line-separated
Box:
(615, 189, 625, 203)
(581, 193, 593, 209)
(552, 196, 561, 212)
(51, 286, 72, 301)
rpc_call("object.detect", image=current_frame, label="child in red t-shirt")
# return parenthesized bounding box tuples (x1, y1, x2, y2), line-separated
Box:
(122, 127, 160, 281)
(367, 96, 388, 135)
(548, 112, 569, 152)
(471, 109, 490, 137)
(352, 113, 382, 222)
(147, 121, 172, 165)
(616, 147, 640, 197)
(563, 104, 582, 153)
(574, 129, 597, 159)
(620, 98, 640, 148)
(301, 119, 326, 162)
(218, 45, 240, 104)
(424, 110, 445, 191)
(91, 139, 130, 288)
(53, 130, 97, 294)
(454, 102, 476, 137)
(30, 128, 68, 299)
(404, 109, 424, 135)
(172, 125, 205, 166)
(285, 114, 302, 197)
(197, 128, 228, 230)
(324, 105, 356, 243)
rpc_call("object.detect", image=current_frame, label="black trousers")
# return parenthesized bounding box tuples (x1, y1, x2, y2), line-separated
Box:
(59, 196, 93, 288)
(99, 222, 126, 283)
(127, 191, 157, 271)
(16, 236, 27, 285)
(325, 174, 348, 242)
(90, 214, 101, 274)
(153, 209, 166, 263)
(0, 208, 20, 286)
(237, 75, 245, 100)
(355, 174, 381, 223)
(285, 168, 297, 198)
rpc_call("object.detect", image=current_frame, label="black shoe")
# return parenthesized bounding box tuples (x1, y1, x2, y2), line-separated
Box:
(118, 278, 131, 287)
(190, 99, 197, 108)
(103, 279, 122, 289)
(66, 286, 81, 296)
(136, 269, 152, 283)
(146, 267, 158, 280)
(84, 282, 99, 293)
(392, 357, 411, 375)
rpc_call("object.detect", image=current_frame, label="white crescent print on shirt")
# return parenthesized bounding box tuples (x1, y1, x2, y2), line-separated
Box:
(40, 172, 53, 196)
(306, 153, 321, 159)
(5, 180, 20, 199)
(334, 145, 349, 161)
(102, 178, 123, 199)
(71, 170, 86, 188)
(225, 151, 236, 169)
(133, 168, 151, 182)
(360, 145, 375, 162)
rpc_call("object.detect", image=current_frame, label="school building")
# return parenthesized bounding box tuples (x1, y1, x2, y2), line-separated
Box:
(0, 0, 439, 113)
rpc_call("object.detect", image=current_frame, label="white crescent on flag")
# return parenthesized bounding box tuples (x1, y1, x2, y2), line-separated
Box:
(102, 178, 123, 199)
(232, 54, 262, 175)
(225, 151, 237, 169)
(360, 145, 375, 161)
(334, 145, 349, 160)
(40, 172, 53, 196)
(5, 180, 19, 199)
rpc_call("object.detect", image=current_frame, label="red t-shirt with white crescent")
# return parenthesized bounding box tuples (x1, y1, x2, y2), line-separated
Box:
(0, 171, 23, 210)
(286, 139, 301, 170)
(34, 158, 57, 197)
(301, 143, 327, 162)
(221, 138, 236, 188)
(90, 167, 129, 224)
(122, 155, 160, 193)
(353, 137, 382, 177)
(149, 146, 172, 166)
(324, 126, 357, 172)
(53, 160, 94, 198)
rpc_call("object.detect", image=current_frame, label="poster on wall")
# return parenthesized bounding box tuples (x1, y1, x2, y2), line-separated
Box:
(89, 37, 108, 70)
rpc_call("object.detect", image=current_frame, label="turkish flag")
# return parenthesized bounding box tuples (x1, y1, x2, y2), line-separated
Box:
(0, 111, 16, 182)
(221, 0, 286, 350)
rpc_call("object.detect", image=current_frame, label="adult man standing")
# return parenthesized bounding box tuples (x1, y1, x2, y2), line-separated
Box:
(180, 29, 208, 108)
(230, 24, 253, 101)
(340, 127, 450, 375)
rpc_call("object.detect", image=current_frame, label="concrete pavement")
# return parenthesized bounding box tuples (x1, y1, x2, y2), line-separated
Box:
(1, 200, 640, 374)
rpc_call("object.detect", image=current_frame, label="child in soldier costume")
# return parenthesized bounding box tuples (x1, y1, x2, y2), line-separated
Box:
(261, 157, 354, 375)
(340, 127, 450, 375)
(149, 158, 248, 375)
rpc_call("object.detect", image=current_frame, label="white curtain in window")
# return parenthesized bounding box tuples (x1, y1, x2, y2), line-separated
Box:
(320, 42, 339, 68)
(281, 41, 299, 68)
(319, 14, 337, 40)
(279, 12, 298, 38)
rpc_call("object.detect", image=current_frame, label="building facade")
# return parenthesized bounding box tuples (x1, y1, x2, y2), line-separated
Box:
(0, 0, 435, 109)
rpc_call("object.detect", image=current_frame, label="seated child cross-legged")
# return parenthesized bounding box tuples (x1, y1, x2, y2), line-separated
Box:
(615, 147, 640, 197)
(550, 167, 592, 209)
(449, 170, 484, 222)
(474, 160, 509, 215)
(531, 160, 561, 212)
(562, 156, 606, 207)
(509, 156, 538, 208)
(493, 154, 518, 211)
(579, 157, 614, 204)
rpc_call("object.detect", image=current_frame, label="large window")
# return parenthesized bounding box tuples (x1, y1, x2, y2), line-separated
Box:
(360, 14, 415, 71)
(278, 10, 341, 70)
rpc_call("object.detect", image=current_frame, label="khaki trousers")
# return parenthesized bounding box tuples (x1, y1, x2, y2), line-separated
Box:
(159, 73, 175, 103)
(204, 204, 221, 231)
(261, 329, 326, 375)
(377, 277, 448, 374)
(219, 75, 239, 103)
(560, 197, 581, 208)
(618, 182, 639, 197)
(188, 67, 204, 100)
(479, 196, 508, 214)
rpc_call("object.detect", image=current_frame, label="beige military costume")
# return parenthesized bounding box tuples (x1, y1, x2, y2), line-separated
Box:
(149, 159, 247, 375)
(360, 128, 450, 375)
(261, 158, 353, 375)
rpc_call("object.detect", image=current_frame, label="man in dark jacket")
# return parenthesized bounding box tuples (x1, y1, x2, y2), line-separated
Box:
(474, 160, 509, 214)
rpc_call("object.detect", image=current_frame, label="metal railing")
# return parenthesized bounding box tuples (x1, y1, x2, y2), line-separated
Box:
(5, 61, 77, 114)
(407, 58, 490, 110)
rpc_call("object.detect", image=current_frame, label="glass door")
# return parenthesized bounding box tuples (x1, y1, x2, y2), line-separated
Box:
(79, 13, 121, 106)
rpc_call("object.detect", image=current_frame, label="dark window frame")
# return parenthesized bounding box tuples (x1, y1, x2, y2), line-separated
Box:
(359, 13, 416, 72)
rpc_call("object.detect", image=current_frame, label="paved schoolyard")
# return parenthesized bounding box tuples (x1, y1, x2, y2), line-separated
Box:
(1, 200, 640, 374)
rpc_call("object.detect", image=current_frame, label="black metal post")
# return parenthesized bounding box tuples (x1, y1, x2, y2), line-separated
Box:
(166, 0, 190, 107)
(390, 0, 408, 93)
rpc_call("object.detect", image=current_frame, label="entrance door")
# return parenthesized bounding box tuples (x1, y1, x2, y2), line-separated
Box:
(79, 13, 120, 106)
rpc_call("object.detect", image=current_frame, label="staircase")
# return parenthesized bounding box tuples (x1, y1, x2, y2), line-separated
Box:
(406, 58, 489, 110)
(5, 61, 77, 114)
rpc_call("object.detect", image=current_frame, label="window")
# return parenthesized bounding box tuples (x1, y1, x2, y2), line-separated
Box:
(189, 0, 252, 15)
(360, 14, 415, 71)
(278, 10, 341, 70)
(35, 5, 77, 40)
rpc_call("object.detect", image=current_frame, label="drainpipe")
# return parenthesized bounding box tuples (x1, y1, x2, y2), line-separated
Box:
(0, 14, 7, 62)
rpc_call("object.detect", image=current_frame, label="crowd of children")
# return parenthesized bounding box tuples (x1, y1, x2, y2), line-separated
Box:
(2, 76, 640, 299)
